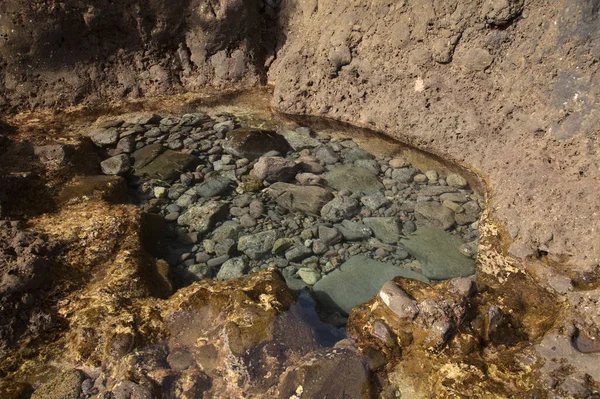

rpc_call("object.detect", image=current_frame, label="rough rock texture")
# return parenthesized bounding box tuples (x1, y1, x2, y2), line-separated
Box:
(270, 0, 600, 270)
(0, 0, 277, 109)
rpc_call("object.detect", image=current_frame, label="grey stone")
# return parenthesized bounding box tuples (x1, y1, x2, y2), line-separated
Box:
(214, 238, 236, 256)
(324, 165, 383, 193)
(252, 156, 299, 182)
(298, 268, 321, 285)
(266, 183, 333, 215)
(354, 159, 380, 175)
(248, 200, 265, 218)
(391, 167, 418, 183)
(363, 217, 402, 244)
(133, 149, 199, 181)
(402, 220, 417, 234)
(320, 197, 361, 222)
(168, 184, 188, 200)
(401, 227, 476, 280)
(318, 226, 343, 246)
(446, 173, 468, 188)
(101, 154, 130, 175)
(313, 255, 429, 314)
(195, 176, 232, 198)
(334, 220, 372, 241)
(177, 201, 229, 233)
(315, 146, 340, 164)
(116, 135, 136, 154)
(361, 192, 389, 210)
(285, 246, 313, 262)
(343, 148, 374, 162)
(238, 230, 281, 260)
(212, 221, 242, 241)
(223, 128, 292, 160)
(207, 255, 230, 268)
(34, 144, 74, 164)
(91, 128, 119, 146)
(415, 202, 456, 230)
(240, 213, 257, 227)
(216, 257, 248, 280)
(132, 143, 165, 169)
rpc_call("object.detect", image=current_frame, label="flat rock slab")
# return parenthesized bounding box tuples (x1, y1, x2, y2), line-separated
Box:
(324, 165, 383, 193)
(400, 227, 475, 280)
(133, 149, 199, 181)
(223, 128, 292, 160)
(312, 255, 428, 315)
(131, 143, 165, 169)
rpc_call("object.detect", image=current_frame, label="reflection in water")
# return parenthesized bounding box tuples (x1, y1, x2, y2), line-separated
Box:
(293, 289, 346, 347)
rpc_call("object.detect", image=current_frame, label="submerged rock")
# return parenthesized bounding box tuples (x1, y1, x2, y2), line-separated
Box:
(312, 255, 428, 315)
(401, 227, 475, 280)
(275, 348, 372, 398)
(177, 201, 229, 233)
(266, 183, 333, 215)
(324, 165, 384, 193)
(223, 128, 292, 160)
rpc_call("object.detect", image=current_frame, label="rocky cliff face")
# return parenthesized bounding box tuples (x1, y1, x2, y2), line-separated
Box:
(1, 0, 597, 270)
(269, 0, 600, 270)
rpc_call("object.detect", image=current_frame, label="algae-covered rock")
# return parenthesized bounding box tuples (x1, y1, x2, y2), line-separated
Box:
(31, 370, 83, 399)
(401, 227, 475, 280)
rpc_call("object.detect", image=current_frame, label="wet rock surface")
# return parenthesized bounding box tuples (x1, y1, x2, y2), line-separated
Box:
(87, 112, 482, 295)
(0, 106, 598, 398)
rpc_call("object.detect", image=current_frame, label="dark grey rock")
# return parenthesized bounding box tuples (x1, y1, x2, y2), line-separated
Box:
(277, 128, 321, 150)
(116, 135, 136, 154)
(343, 148, 374, 162)
(391, 167, 418, 183)
(207, 255, 230, 268)
(34, 144, 75, 164)
(195, 176, 232, 198)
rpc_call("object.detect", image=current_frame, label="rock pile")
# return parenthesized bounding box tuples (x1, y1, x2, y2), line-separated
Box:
(90, 112, 482, 295)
